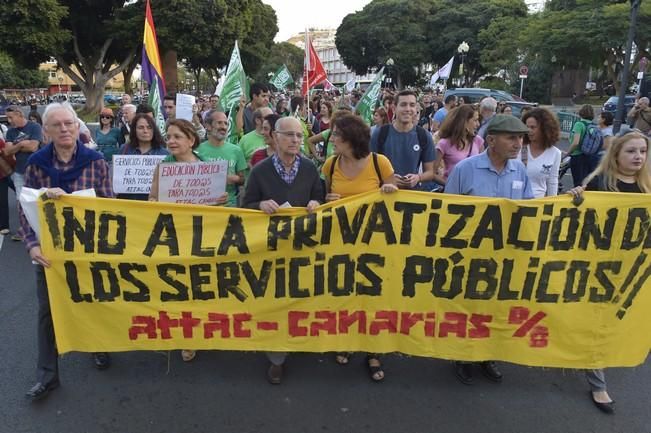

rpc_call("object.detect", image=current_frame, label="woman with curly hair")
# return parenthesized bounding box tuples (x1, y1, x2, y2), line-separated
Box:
(521, 108, 562, 197)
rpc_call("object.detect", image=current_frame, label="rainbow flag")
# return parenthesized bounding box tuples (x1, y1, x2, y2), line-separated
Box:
(141, 0, 166, 98)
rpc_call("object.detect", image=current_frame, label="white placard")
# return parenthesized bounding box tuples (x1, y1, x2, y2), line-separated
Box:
(175, 93, 196, 121)
(112, 155, 166, 194)
(157, 161, 228, 205)
(19, 188, 96, 241)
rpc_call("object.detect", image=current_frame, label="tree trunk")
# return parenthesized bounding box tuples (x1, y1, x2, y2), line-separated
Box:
(162, 49, 178, 95)
(84, 86, 105, 114)
(122, 58, 138, 96)
(193, 68, 201, 95)
(55, 36, 136, 116)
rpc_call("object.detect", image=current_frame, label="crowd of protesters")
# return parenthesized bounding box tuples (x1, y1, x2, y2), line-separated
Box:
(0, 82, 649, 416)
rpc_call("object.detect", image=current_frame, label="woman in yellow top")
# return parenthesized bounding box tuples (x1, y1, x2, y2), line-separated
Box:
(321, 113, 397, 381)
(150, 119, 227, 362)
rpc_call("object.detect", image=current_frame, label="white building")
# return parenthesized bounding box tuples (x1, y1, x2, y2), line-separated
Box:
(525, 0, 547, 13)
(287, 29, 376, 87)
(317, 45, 376, 86)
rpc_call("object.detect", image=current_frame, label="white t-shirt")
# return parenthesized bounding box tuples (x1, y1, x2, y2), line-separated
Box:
(524, 145, 562, 198)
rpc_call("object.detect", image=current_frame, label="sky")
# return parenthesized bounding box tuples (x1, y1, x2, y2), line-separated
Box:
(262, 0, 372, 42)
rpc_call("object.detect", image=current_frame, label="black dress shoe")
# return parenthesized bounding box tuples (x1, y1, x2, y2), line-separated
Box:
(92, 352, 111, 370)
(454, 362, 473, 385)
(590, 391, 615, 414)
(25, 380, 60, 402)
(267, 363, 283, 385)
(480, 361, 503, 382)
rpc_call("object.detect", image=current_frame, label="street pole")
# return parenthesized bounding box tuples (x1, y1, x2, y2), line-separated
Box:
(520, 79, 525, 98)
(613, 0, 641, 134)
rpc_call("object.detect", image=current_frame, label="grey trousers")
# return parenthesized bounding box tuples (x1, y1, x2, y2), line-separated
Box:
(586, 369, 607, 392)
(35, 265, 59, 385)
(266, 352, 287, 366)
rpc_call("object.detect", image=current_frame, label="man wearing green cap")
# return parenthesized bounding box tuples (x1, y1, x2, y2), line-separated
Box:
(445, 114, 534, 199)
(444, 114, 533, 385)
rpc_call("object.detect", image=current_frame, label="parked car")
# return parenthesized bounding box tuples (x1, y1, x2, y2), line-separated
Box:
(443, 88, 538, 117)
(104, 94, 119, 104)
(0, 94, 9, 124)
(602, 95, 636, 115)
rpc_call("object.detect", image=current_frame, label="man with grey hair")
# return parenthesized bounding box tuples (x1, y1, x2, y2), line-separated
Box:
(627, 96, 651, 134)
(196, 109, 246, 207)
(19, 103, 114, 402)
(477, 97, 498, 139)
(115, 93, 132, 128)
(120, 103, 137, 142)
(4, 105, 42, 201)
(243, 116, 323, 384)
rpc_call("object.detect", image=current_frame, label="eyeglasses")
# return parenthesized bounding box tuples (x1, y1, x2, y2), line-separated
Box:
(276, 131, 304, 140)
(47, 120, 76, 130)
(100, 115, 113, 119)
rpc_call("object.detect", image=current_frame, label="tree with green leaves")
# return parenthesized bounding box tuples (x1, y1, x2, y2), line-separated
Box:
(0, 52, 48, 89)
(0, 0, 277, 114)
(425, 0, 528, 86)
(518, 0, 651, 95)
(335, 0, 528, 88)
(336, 0, 433, 88)
(0, 1, 140, 114)
(254, 42, 304, 85)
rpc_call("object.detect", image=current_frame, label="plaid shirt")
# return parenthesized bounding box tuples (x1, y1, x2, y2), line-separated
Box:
(271, 153, 301, 185)
(19, 146, 114, 251)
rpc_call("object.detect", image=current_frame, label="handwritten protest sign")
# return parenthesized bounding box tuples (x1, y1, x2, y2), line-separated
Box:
(157, 161, 227, 204)
(39, 191, 651, 368)
(112, 155, 166, 194)
(175, 93, 195, 121)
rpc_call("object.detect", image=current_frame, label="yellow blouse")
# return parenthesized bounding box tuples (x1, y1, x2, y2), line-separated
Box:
(322, 153, 394, 198)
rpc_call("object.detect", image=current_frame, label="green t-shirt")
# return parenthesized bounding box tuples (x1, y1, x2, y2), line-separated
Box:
(238, 130, 266, 162)
(196, 141, 247, 207)
(321, 129, 335, 159)
(161, 151, 204, 163)
(299, 118, 311, 156)
(569, 120, 588, 156)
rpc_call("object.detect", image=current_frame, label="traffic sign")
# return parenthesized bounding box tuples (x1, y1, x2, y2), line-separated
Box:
(519, 65, 529, 77)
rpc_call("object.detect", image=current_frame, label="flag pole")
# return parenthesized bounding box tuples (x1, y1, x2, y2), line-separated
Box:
(306, 29, 310, 103)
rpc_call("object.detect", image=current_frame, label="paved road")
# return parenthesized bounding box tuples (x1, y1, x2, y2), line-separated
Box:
(1, 188, 650, 433)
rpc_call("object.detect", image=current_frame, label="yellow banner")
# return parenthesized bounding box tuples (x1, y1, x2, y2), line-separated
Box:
(39, 192, 651, 368)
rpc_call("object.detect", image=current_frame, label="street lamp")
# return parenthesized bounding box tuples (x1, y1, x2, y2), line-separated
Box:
(385, 58, 394, 89)
(457, 41, 469, 86)
(57, 74, 63, 96)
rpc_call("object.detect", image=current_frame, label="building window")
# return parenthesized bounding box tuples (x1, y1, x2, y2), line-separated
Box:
(49, 71, 57, 78)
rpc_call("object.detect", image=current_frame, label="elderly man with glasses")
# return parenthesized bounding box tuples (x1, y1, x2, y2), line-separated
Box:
(242, 116, 323, 384)
(18, 103, 114, 402)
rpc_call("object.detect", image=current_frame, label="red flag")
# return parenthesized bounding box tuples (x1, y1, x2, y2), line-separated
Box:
(302, 37, 327, 96)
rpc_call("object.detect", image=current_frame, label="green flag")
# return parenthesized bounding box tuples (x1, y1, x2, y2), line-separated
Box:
(147, 75, 166, 138)
(219, 40, 247, 143)
(269, 64, 293, 90)
(355, 67, 385, 125)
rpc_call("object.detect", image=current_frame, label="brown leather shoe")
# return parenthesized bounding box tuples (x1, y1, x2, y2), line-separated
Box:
(267, 364, 283, 385)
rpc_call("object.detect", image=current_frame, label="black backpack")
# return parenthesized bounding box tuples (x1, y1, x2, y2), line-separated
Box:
(376, 124, 430, 156)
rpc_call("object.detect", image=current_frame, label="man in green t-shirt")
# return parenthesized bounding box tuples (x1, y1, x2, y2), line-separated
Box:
(197, 110, 246, 206)
(239, 107, 273, 165)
